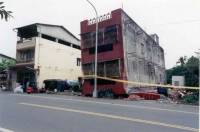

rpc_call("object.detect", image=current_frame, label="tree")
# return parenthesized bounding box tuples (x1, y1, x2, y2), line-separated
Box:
(166, 56, 199, 87)
(185, 56, 199, 87)
(0, 2, 12, 21)
(0, 59, 15, 71)
(176, 56, 187, 66)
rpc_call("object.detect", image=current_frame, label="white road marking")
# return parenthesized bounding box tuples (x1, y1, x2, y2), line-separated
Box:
(19, 102, 199, 132)
(12, 94, 198, 115)
(0, 127, 14, 132)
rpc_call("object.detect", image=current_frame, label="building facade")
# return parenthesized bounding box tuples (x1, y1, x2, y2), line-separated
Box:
(80, 9, 165, 96)
(11, 23, 82, 89)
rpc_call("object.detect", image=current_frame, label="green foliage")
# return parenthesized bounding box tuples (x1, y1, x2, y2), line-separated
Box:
(0, 59, 15, 71)
(185, 56, 199, 87)
(176, 56, 187, 66)
(182, 92, 199, 104)
(0, 2, 12, 21)
(166, 56, 199, 87)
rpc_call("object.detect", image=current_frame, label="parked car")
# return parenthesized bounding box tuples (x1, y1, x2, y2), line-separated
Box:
(66, 80, 81, 92)
(43, 79, 69, 92)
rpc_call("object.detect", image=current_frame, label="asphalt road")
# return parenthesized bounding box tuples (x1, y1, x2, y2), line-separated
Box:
(0, 92, 199, 132)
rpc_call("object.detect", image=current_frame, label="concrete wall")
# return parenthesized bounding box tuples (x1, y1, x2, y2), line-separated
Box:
(172, 76, 185, 86)
(121, 11, 165, 90)
(34, 37, 82, 88)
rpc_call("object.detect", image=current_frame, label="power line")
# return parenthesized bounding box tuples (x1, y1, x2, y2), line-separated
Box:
(151, 19, 200, 26)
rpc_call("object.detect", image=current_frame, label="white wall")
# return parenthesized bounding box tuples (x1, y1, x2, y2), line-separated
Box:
(172, 76, 185, 86)
(34, 37, 82, 88)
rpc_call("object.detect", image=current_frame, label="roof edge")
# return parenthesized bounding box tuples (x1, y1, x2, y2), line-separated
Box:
(14, 23, 80, 41)
(0, 53, 16, 61)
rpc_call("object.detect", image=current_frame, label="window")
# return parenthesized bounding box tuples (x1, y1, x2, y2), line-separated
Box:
(72, 44, 81, 50)
(105, 60, 120, 77)
(139, 60, 144, 75)
(81, 32, 93, 48)
(146, 43, 151, 52)
(77, 58, 81, 66)
(58, 39, 71, 47)
(98, 30, 104, 45)
(82, 59, 120, 77)
(41, 34, 56, 42)
(82, 63, 94, 75)
(18, 50, 34, 62)
(104, 25, 118, 44)
(141, 43, 144, 55)
(97, 62, 104, 76)
(91, 33, 96, 46)
(81, 25, 118, 50)
(159, 74, 162, 82)
(132, 61, 137, 72)
(89, 79, 116, 85)
(89, 44, 113, 54)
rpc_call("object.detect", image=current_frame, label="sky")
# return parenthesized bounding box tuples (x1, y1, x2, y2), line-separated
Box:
(0, 0, 200, 69)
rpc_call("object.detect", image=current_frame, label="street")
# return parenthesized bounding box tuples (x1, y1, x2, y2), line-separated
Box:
(0, 92, 199, 132)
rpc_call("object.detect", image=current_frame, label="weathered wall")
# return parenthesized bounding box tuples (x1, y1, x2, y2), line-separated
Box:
(34, 38, 82, 88)
(121, 11, 165, 90)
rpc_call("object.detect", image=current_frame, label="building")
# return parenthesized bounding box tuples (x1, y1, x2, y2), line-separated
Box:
(80, 9, 165, 96)
(0, 54, 15, 89)
(172, 76, 185, 86)
(11, 23, 82, 90)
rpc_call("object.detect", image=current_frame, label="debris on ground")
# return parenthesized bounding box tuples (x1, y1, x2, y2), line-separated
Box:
(157, 95, 174, 104)
(124, 94, 144, 101)
(126, 87, 199, 105)
(127, 87, 160, 100)
(157, 88, 199, 105)
(56, 90, 82, 96)
(134, 92, 160, 100)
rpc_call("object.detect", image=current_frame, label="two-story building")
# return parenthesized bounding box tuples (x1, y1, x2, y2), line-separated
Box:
(80, 9, 165, 97)
(11, 23, 82, 90)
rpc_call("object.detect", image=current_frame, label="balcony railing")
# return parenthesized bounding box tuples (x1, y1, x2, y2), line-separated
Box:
(16, 58, 34, 64)
(82, 59, 120, 78)
(17, 38, 36, 50)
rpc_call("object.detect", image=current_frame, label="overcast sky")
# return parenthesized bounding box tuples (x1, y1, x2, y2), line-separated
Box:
(0, 0, 200, 68)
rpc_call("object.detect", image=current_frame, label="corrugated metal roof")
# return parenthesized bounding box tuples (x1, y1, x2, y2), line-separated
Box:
(15, 23, 80, 41)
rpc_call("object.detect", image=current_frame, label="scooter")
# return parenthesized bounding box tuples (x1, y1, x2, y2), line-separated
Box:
(26, 86, 33, 94)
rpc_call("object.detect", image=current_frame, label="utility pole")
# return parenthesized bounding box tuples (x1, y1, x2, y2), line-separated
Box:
(194, 49, 200, 88)
(86, 0, 98, 97)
